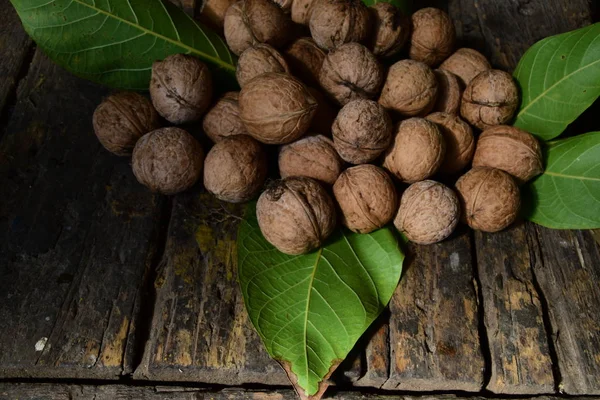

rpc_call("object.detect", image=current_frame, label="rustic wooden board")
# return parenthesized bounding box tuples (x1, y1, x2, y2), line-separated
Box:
(474, 225, 554, 394)
(0, 0, 33, 125)
(532, 227, 600, 395)
(0, 50, 165, 379)
(355, 314, 390, 388)
(384, 231, 485, 391)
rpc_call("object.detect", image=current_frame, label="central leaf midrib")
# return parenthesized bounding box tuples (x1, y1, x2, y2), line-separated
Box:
(545, 171, 600, 182)
(303, 248, 322, 393)
(58, 0, 235, 72)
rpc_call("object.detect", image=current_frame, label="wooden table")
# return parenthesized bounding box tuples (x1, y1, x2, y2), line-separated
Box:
(1, 0, 599, 398)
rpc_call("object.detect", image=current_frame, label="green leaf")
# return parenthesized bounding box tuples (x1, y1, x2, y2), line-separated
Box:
(523, 132, 600, 229)
(238, 203, 403, 399)
(10, 0, 236, 90)
(361, 0, 412, 14)
(513, 23, 600, 141)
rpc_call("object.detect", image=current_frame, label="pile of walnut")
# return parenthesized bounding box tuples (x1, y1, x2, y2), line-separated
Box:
(92, 2, 544, 256)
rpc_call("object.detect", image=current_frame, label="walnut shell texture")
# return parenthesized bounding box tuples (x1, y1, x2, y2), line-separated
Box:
(473, 125, 543, 184)
(319, 42, 383, 106)
(150, 54, 213, 124)
(433, 69, 462, 114)
(394, 180, 460, 244)
(199, 0, 237, 31)
(332, 99, 392, 164)
(224, 0, 291, 56)
(92, 92, 160, 156)
(284, 37, 326, 87)
(409, 7, 455, 66)
(132, 127, 204, 195)
(309, 0, 371, 50)
(461, 69, 519, 130)
(239, 72, 318, 144)
(202, 92, 246, 143)
(236, 44, 290, 87)
(257, 176, 336, 254)
(425, 112, 474, 175)
(439, 48, 491, 86)
(370, 2, 410, 58)
(455, 167, 520, 232)
(334, 165, 397, 233)
(203, 135, 268, 203)
(279, 134, 343, 184)
(383, 117, 445, 183)
(291, 0, 317, 24)
(378, 59, 438, 116)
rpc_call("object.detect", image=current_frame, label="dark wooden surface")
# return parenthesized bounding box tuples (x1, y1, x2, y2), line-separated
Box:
(0, 0, 599, 396)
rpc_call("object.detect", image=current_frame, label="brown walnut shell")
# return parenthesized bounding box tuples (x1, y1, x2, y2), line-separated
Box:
(199, 0, 237, 31)
(224, 0, 291, 56)
(236, 44, 290, 87)
(274, 0, 293, 13)
(291, 0, 318, 24)
(309, 0, 371, 50)
(150, 54, 213, 124)
(333, 164, 397, 233)
(425, 112, 474, 175)
(369, 2, 410, 58)
(92, 92, 160, 156)
(433, 69, 462, 114)
(455, 167, 520, 232)
(203, 135, 267, 203)
(378, 59, 438, 117)
(332, 99, 392, 164)
(202, 92, 246, 143)
(239, 72, 318, 144)
(440, 48, 491, 86)
(132, 127, 204, 195)
(319, 42, 383, 106)
(461, 69, 519, 130)
(257, 176, 336, 255)
(284, 37, 326, 87)
(383, 117, 445, 183)
(409, 7, 455, 66)
(394, 180, 460, 244)
(473, 125, 543, 184)
(279, 134, 343, 185)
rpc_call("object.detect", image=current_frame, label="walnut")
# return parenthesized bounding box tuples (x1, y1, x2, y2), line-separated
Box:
(291, 0, 318, 24)
(198, 0, 237, 31)
(440, 48, 491, 86)
(257, 176, 336, 254)
(409, 7, 455, 66)
(224, 0, 291, 56)
(319, 43, 383, 105)
(378, 59, 438, 117)
(150, 54, 212, 124)
(92, 92, 160, 156)
(455, 167, 520, 232)
(394, 180, 459, 244)
(461, 69, 519, 130)
(279, 134, 343, 184)
(332, 99, 392, 164)
(383, 117, 445, 183)
(473, 125, 543, 184)
(433, 69, 462, 114)
(203, 135, 267, 202)
(308, 88, 338, 135)
(236, 44, 290, 87)
(369, 3, 410, 58)
(239, 72, 318, 144)
(202, 92, 246, 143)
(425, 112, 474, 175)
(309, 0, 371, 50)
(132, 127, 204, 195)
(333, 165, 397, 233)
(284, 37, 326, 87)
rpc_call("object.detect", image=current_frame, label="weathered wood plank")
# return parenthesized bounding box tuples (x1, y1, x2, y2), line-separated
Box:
(384, 231, 485, 391)
(355, 316, 390, 388)
(474, 225, 554, 394)
(3, 384, 600, 400)
(0, 0, 33, 120)
(532, 228, 600, 395)
(0, 50, 164, 378)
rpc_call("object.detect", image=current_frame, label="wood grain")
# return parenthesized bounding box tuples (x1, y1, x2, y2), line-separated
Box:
(384, 231, 484, 391)
(0, 50, 164, 379)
